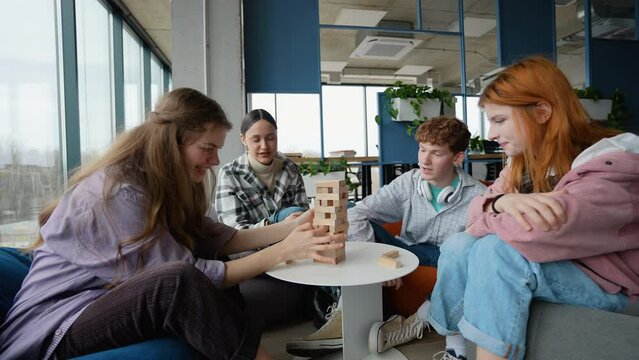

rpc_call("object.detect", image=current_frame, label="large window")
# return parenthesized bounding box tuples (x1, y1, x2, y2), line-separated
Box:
(248, 85, 387, 157)
(76, 0, 115, 162)
(123, 27, 145, 129)
(248, 93, 322, 156)
(322, 86, 366, 156)
(0, 0, 171, 248)
(0, 1, 63, 247)
(150, 55, 164, 110)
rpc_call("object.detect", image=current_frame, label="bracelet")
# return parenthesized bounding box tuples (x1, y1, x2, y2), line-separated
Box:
(491, 194, 506, 214)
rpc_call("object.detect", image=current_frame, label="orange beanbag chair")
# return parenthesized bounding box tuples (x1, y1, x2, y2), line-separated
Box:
(381, 222, 438, 317)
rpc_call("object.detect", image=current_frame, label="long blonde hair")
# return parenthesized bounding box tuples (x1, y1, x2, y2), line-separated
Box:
(33, 88, 232, 258)
(479, 56, 620, 193)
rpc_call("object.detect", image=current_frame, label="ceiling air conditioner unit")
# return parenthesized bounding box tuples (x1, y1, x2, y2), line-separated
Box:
(351, 36, 422, 60)
(351, 20, 421, 60)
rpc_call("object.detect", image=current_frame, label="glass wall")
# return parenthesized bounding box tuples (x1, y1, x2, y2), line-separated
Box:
(123, 27, 145, 129)
(0, 1, 63, 247)
(76, 0, 115, 162)
(248, 85, 388, 158)
(0, 0, 171, 248)
(150, 54, 164, 111)
(247, 93, 322, 156)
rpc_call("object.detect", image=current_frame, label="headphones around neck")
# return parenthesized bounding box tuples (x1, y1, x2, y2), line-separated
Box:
(418, 167, 464, 205)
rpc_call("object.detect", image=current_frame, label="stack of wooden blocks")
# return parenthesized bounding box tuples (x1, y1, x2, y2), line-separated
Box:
(313, 179, 348, 264)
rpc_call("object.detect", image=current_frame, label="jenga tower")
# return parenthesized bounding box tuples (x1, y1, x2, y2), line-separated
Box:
(313, 179, 348, 264)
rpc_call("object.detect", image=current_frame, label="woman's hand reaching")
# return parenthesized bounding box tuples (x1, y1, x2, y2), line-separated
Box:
(280, 220, 346, 264)
(293, 208, 315, 227)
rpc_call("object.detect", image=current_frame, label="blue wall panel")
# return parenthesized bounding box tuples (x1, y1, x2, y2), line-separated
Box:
(378, 94, 419, 164)
(590, 39, 639, 134)
(497, 0, 555, 66)
(244, 0, 320, 93)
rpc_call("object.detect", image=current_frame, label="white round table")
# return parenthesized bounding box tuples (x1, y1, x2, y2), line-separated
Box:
(268, 242, 419, 360)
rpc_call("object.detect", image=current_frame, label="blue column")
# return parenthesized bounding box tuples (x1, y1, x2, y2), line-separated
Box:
(497, 0, 556, 65)
(60, 0, 81, 175)
(243, 0, 320, 93)
(113, 16, 125, 133)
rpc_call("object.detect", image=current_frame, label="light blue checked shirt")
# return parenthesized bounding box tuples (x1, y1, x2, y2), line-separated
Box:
(347, 169, 486, 246)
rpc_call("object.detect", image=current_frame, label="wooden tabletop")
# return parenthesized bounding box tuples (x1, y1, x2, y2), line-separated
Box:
(468, 153, 505, 160)
(289, 156, 379, 163)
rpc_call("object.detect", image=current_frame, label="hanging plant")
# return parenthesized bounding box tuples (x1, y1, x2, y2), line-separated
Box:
(574, 86, 628, 130)
(374, 81, 454, 136)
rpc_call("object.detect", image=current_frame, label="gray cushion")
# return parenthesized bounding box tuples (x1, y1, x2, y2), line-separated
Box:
(525, 301, 639, 359)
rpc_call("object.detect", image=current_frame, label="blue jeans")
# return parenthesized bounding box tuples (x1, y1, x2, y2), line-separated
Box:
(370, 222, 441, 267)
(268, 206, 306, 224)
(427, 232, 629, 360)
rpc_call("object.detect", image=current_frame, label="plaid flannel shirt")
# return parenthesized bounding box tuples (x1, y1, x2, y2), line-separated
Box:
(347, 169, 486, 246)
(215, 153, 309, 229)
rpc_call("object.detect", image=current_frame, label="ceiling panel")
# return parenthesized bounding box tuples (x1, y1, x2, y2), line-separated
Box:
(123, 0, 586, 88)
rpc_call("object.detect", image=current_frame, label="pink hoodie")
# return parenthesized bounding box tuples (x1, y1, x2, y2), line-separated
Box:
(467, 134, 639, 301)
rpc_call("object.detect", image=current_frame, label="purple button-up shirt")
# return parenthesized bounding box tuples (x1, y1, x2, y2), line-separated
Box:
(0, 170, 236, 359)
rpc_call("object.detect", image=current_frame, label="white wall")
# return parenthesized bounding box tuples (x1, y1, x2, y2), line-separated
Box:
(172, 0, 244, 167)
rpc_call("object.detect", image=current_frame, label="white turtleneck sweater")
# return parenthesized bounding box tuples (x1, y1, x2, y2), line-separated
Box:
(247, 154, 284, 193)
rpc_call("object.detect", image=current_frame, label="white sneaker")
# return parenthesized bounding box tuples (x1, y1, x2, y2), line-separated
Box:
(433, 350, 468, 360)
(286, 303, 343, 357)
(368, 313, 426, 353)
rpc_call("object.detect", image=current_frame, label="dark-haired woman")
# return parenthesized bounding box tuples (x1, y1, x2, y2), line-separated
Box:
(216, 109, 311, 326)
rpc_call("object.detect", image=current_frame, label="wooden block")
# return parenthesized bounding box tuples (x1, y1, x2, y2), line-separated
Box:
(315, 192, 344, 201)
(328, 222, 348, 235)
(313, 216, 342, 227)
(315, 246, 345, 265)
(317, 187, 338, 194)
(317, 198, 349, 207)
(316, 179, 345, 188)
(315, 205, 346, 213)
(312, 223, 348, 235)
(378, 255, 403, 269)
(382, 250, 400, 259)
(315, 208, 347, 220)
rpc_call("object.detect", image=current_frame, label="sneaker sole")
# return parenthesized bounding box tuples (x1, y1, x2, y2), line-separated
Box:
(368, 320, 384, 353)
(286, 339, 343, 357)
(368, 315, 402, 354)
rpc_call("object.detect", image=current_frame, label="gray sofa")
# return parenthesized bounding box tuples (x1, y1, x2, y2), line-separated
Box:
(524, 300, 639, 359)
(464, 300, 639, 360)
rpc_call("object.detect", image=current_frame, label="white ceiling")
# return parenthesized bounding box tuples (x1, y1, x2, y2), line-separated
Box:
(121, 0, 172, 60)
(123, 0, 596, 92)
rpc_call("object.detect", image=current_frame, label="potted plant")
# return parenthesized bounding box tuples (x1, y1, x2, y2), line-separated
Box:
(575, 86, 612, 121)
(298, 157, 359, 197)
(605, 88, 628, 131)
(468, 135, 485, 154)
(375, 81, 455, 136)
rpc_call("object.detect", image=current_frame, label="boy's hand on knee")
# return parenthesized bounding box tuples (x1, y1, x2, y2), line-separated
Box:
(382, 277, 403, 290)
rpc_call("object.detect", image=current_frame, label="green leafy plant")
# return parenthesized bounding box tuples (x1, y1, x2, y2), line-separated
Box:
(298, 157, 359, 193)
(574, 86, 602, 100)
(574, 86, 628, 130)
(468, 135, 485, 153)
(605, 88, 629, 131)
(374, 81, 455, 136)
